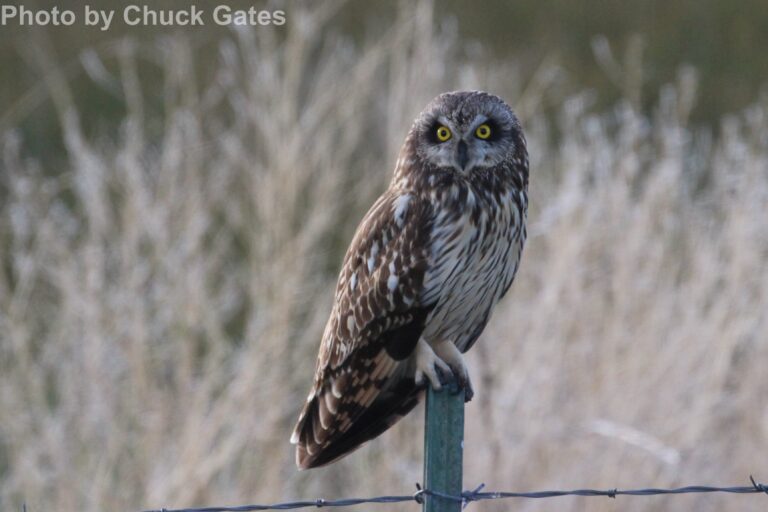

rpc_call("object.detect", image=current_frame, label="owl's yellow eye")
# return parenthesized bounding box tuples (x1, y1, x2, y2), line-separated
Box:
(436, 125, 452, 142)
(475, 123, 492, 139)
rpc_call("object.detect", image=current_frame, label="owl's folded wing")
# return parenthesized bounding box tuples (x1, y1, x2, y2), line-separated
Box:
(291, 191, 435, 469)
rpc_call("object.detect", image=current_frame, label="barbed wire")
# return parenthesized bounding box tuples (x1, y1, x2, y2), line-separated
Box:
(143, 476, 768, 512)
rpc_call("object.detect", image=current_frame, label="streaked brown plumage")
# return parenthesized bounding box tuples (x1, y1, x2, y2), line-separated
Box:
(291, 91, 529, 469)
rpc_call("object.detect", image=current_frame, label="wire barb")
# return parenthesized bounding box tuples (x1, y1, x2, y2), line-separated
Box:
(461, 483, 485, 510)
(413, 483, 424, 505)
(141, 477, 768, 512)
(751, 475, 768, 495)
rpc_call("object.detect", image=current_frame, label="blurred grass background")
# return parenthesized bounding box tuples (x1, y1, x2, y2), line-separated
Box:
(1, 1, 767, 511)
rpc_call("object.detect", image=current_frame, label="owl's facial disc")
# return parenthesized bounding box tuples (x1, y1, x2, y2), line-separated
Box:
(421, 114, 512, 175)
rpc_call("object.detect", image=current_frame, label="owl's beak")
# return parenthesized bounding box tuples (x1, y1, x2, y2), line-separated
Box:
(457, 140, 470, 171)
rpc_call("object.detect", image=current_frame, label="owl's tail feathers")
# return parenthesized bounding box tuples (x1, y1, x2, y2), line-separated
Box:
(290, 385, 340, 470)
(291, 378, 423, 470)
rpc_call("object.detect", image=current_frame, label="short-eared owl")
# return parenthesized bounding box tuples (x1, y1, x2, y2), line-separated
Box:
(291, 91, 528, 469)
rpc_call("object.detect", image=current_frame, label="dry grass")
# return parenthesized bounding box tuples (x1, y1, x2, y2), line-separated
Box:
(1, 2, 767, 511)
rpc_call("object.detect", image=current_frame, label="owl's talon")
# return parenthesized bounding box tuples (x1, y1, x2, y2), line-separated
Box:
(422, 363, 473, 401)
(451, 367, 474, 402)
(436, 365, 455, 387)
(413, 339, 476, 401)
(433, 341, 474, 402)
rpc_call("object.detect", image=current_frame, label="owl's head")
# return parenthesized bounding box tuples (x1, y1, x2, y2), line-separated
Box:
(406, 91, 524, 177)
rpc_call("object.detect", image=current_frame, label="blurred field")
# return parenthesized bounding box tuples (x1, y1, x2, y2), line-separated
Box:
(1, 2, 767, 511)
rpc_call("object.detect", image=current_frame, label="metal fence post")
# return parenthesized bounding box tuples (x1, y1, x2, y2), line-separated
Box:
(423, 380, 464, 512)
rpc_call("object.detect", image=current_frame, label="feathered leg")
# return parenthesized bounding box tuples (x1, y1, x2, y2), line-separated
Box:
(413, 337, 452, 390)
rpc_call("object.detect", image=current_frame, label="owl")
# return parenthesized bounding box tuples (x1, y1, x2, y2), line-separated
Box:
(291, 91, 529, 469)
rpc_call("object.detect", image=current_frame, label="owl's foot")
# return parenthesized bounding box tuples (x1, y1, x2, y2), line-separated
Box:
(433, 340, 474, 402)
(413, 338, 452, 392)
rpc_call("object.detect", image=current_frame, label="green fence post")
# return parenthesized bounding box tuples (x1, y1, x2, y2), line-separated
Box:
(423, 380, 464, 512)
